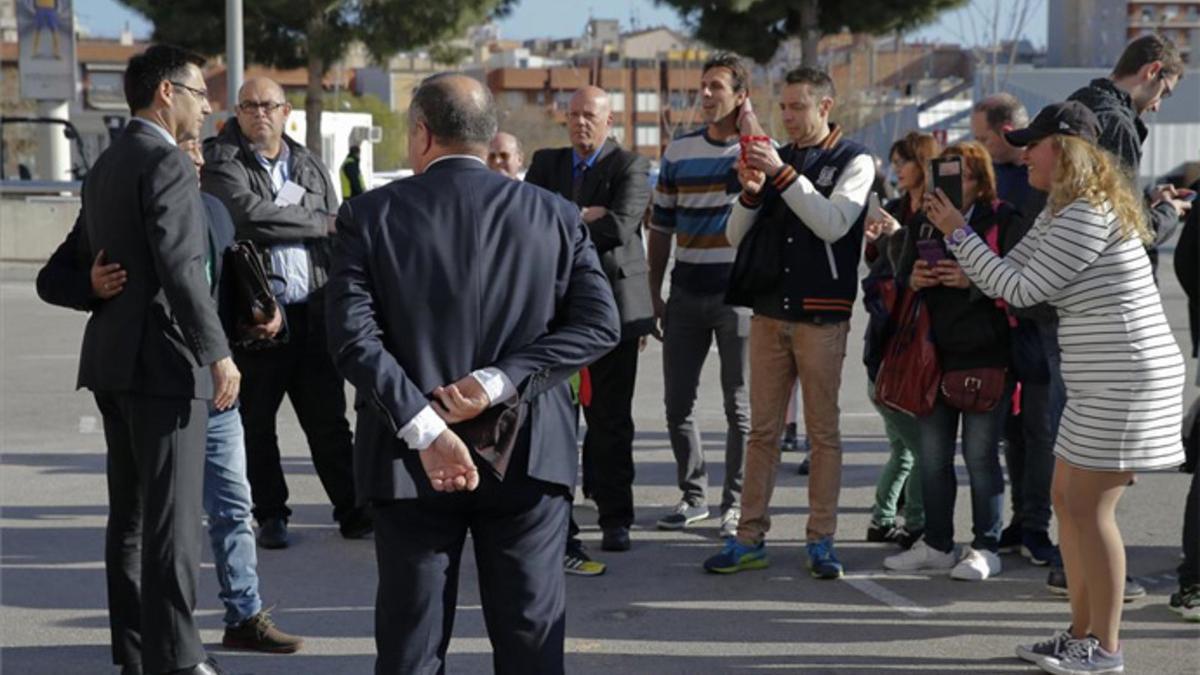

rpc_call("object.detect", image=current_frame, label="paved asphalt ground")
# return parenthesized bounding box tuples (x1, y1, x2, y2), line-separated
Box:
(2, 242, 1198, 674)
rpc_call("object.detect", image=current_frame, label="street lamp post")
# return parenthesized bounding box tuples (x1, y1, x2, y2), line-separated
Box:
(226, 0, 244, 111)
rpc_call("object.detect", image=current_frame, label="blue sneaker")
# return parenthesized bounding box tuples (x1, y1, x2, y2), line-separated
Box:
(703, 538, 768, 574)
(806, 536, 844, 579)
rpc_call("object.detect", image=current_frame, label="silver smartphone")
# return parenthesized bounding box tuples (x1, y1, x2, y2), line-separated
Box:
(867, 192, 883, 221)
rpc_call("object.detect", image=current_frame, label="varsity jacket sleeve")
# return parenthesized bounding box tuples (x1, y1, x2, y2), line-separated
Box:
(725, 193, 760, 247)
(773, 153, 875, 243)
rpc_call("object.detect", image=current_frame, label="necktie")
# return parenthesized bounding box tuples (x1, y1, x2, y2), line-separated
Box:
(571, 162, 588, 204)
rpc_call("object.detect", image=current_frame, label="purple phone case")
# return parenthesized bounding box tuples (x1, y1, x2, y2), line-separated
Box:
(917, 240, 945, 266)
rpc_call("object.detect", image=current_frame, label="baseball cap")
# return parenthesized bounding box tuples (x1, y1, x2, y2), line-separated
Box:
(1004, 101, 1101, 147)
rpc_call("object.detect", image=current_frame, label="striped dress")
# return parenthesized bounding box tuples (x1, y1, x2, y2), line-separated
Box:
(949, 198, 1185, 471)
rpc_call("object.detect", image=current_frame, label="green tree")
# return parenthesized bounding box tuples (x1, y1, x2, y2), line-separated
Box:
(117, 0, 516, 152)
(655, 0, 966, 65)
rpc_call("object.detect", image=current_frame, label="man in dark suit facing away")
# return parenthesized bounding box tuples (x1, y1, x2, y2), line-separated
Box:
(524, 86, 653, 571)
(72, 45, 240, 675)
(325, 73, 619, 674)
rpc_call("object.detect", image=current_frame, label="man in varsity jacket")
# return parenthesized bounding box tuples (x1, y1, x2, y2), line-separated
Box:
(704, 66, 874, 579)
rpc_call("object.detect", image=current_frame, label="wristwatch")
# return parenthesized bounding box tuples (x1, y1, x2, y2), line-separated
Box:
(945, 225, 974, 246)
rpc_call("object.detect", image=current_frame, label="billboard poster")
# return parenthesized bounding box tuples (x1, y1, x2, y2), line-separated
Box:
(17, 0, 78, 101)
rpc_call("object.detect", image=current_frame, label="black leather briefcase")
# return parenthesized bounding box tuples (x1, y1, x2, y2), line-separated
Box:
(226, 240, 285, 350)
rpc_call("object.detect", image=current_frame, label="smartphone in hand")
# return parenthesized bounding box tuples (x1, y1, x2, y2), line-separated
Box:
(917, 239, 946, 267)
(930, 156, 964, 210)
(867, 192, 883, 221)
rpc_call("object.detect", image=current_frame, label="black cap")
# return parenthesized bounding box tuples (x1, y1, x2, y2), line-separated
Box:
(1004, 101, 1101, 147)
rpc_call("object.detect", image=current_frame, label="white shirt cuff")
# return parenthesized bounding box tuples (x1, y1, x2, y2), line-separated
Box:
(398, 405, 447, 451)
(471, 367, 517, 406)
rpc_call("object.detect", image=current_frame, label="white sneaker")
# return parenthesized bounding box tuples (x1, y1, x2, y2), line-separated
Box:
(950, 547, 1002, 581)
(719, 507, 740, 539)
(884, 540, 956, 571)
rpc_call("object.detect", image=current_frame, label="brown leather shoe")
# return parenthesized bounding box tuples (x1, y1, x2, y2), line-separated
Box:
(221, 609, 304, 654)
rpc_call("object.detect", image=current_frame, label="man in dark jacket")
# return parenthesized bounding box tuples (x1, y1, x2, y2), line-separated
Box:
(37, 138, 304, 657)
(715, 67, 874, 579)
(971, 94, 1060, 569)
(1066, 34, 1191, 275)
(524, 86, 653, 571)
(1172, 177, 1199, 622)
(202, 76, 369, 549)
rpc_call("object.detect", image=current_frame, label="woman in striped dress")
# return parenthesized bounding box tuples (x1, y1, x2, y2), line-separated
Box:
(925, 101, 1185, 675)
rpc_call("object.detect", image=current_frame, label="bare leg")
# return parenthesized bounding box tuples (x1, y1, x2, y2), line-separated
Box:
(1066, 464, 1131, 652)
(1052, 457, 1089, 638)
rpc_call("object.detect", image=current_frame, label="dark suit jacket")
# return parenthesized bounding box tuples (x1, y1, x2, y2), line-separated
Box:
(72, 122, 228, 399)
(39, 194, 234, 322)
(525, 139, 654, 339)
(325, 157, 620, 502)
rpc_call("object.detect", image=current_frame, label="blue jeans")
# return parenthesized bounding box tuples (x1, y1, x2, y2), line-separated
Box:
(1037, 319, 1066, 439)
(205, 408, 262, 626)
(917, 396, 1009, 554)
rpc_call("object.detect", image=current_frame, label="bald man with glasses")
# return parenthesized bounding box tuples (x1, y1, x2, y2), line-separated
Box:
(202, 77, 371, 550)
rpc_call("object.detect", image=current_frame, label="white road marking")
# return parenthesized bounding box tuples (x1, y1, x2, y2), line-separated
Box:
(841, 573, 934, 617)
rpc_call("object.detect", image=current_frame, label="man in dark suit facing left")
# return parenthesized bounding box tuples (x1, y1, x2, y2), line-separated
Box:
(73, 45, 239, 675)
(524, 86, 653, 572)
(325, 73, 619, 674)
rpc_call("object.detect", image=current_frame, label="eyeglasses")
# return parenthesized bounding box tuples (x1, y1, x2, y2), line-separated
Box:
(237, 101, 287, 114)
(169, 81, 209, 103)
(1159, 72, 1175, 100)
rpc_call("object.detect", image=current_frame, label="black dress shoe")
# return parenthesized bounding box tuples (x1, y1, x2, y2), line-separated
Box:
(257, 517, 289, 549)
(162, 657, 226, 675)
(601, 527, 631, 552)
(796, 454, 811, 476)
(338, 507, 374, 539)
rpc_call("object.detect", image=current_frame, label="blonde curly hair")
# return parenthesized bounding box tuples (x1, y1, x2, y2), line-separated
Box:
(1048, 135, 1151, 244)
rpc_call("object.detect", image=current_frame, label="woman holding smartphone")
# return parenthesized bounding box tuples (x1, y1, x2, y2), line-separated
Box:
(882, 140, 1019, 582)
(861, 131, 940, 547)
(926, 102, 1184, 675)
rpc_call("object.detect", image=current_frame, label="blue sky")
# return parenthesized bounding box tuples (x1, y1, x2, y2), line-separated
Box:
(75, 0, 1049, 48)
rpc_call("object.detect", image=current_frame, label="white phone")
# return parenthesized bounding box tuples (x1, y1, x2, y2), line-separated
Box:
(867, 192, 883, 221)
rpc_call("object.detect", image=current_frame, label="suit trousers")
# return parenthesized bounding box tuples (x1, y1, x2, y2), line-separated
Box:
(234, 299, 357, 523)
(579, 337, 641, 530)
(95, 391, 208, 673)
(372, 443, 570, 675)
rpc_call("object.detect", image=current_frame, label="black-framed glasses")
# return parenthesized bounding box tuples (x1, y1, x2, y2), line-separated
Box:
(1157, 70, 1175, 100)
(169, 81, 209, 103)
(237, 101, 287, 114)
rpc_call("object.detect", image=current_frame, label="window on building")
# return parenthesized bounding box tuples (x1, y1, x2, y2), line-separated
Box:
(611, 125, 626, 144)
(608, 90, 626, 112)
(668, 91, 699, 110)
(554, 90, 573, 110)
(84, 67, 127, 110)
(1141, 6, 1155, 22)
(635, 90, 660, 112)
(635, 124, 660, 147)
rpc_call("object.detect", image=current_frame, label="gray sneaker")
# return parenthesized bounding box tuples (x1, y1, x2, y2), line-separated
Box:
(657, 501, 710, 530)
(1042, 636, 1124, 675)
(1015, 627, 1071, 663)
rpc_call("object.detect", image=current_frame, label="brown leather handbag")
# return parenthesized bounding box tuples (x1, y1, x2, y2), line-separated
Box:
(875, 290, 940, 418)
(940, 367, 1007, 413)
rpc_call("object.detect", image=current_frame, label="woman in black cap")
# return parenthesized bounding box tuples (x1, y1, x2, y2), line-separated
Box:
(925, 101, 1185, 675)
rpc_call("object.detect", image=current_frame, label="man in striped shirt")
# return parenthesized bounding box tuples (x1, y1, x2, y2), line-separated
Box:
(647, 53, 753, 538)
